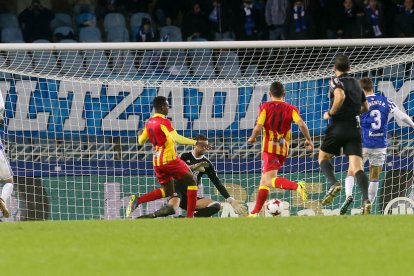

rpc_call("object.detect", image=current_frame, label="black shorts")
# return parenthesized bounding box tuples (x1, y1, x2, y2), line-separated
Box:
(320, 123, 362, 157)
(173, 181, 203, 210)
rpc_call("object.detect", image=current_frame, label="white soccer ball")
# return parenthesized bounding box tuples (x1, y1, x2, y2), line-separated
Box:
(266, 199, 284, 216)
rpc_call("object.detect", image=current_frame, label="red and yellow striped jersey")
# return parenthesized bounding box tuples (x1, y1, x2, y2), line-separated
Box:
(256, 100, 302, 156)
(138, 113, 196, 166)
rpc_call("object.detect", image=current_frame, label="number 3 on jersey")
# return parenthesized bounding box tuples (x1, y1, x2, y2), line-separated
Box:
(370, 109, 381, 130)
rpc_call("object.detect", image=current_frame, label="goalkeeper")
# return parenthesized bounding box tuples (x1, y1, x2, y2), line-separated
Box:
(138, 135, 247, 218)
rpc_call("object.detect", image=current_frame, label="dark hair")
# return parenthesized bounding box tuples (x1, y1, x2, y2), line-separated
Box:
(269, 81, 285, 98)
(194, 134, 208, 141)
(359, 77, 373, 92)
(153, 96, 168, 110)
(334, 55, 350, 72)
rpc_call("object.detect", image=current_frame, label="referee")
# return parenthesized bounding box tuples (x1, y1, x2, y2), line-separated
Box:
(318, 54, 372, 214)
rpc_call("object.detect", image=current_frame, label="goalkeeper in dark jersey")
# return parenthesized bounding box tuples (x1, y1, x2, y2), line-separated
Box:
(138, 135, 247, 218)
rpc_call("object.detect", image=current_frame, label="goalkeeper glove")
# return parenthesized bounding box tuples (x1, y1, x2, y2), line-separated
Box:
(226, 197, 247, 215)
(190, 161, 209, 172)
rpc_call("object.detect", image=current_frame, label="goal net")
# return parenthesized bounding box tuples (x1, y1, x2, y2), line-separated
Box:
(1, 39, 414, 220)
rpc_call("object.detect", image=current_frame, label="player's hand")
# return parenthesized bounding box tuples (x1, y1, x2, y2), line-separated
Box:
(323, 112, 330, 120)
(226, 197, 247, 215)
(304, 139, 313, 151)
(247, 136, 256, 144)
(191, 161, 209, 172)
(138, 129, 143, 136)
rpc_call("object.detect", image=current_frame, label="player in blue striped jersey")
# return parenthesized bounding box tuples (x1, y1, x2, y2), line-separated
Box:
(340, 77, 414, 214)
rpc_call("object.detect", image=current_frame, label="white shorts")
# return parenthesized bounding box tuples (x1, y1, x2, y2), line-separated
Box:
(363, 148, 387, 167)
(0, 148, 13, 181)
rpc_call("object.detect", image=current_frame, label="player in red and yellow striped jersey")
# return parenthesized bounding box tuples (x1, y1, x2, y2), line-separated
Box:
(247, 81, 313, 216)
(126, 96, 207, 218)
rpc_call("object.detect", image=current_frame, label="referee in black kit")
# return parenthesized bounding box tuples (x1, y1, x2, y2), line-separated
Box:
(318, 54, 372, 214)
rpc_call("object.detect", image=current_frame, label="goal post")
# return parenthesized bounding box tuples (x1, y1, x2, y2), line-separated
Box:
(1, 38, 414, 220)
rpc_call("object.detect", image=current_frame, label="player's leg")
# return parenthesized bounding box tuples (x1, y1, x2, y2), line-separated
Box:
(319, 150, 341, 205)
(194, 198, 221, 217)
(250, 170, 276, 215)
(175, 171, 198, 218)
(319, 126, 342, 205)
(126, 167, 173, 218)
(348, 155, 371, 214)
(0, 149, 15, 218)
(138, 196, 181, 219)
(345, 134, 371, 214)
(366, 148, 385, 203)
(0, 178, 13, 218)
(341, 148, 370, 214)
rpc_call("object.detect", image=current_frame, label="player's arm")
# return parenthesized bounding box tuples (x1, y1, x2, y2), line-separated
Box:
(293, 108, 313, 151)
(205, 161, 230, 198)
(327, 88, 346, 116)
(324, 78, 345, 119)
(169, 130, 197, 145)
(137, 127, 149, 145)
(160, 121, 198, 146)
(205, 161, 247, 215)
(248, 105, 265, 144)
(390, 101, 414, 128)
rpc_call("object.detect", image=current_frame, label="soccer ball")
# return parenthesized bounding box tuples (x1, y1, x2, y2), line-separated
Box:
(266, 199, 284, 216)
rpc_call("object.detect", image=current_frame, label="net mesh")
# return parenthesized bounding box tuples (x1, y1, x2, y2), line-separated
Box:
(1, 40, 414, 220)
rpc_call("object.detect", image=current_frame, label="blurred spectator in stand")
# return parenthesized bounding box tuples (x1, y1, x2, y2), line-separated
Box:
(265, 0, 289, 40)
(123, 0, 152, 15)
(98, 0, 124, 16)
(394, 0, 414, 37)
(305, 0, 326, 38)
(335, 0, 365, 38)
(324, 0, 343, 38)
(208, 0, 234, 40)
(364, 0, 386, 38)
(182, 2, 210, 41)
(285, 0, 314, 39)
(73, 0, 97, 29)
(18, 0, 55, 42)
(383, 0, 404, 36)
(154, 0, 183, 26)
(233, 0, 264, 40)
(73, 0, 96, 16)
(134, 17, 156, 41)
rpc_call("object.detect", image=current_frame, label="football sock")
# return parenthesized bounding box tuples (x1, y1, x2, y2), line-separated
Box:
(186, 186, 198, 218)
(320, 160, 338, 186)
(368, 181, 379, 203)
(0, 183, 13, 201)
(137, 188, 165, 204)
(355, 170, 369, 201)
(272, 177, 298, 190)
(345, 176, 355, 198)
(251, 186, 269, 214)
(194, 202, 221, 217)
(153, 204, 176, 218)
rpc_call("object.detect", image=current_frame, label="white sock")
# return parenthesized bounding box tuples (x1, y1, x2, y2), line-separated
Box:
(345, 176, 355, 198)
(1, 183, 13, 202)
(368, 181, 379, 203)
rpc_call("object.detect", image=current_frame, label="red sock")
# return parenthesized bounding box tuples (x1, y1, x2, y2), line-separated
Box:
(137, 188, 165, 204)
(272, 177, 298, 190)
(251, 186, 269, 214)
(186, 186, 198, 218)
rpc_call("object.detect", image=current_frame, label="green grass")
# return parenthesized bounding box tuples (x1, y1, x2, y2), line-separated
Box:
(1, 216, 412, 276)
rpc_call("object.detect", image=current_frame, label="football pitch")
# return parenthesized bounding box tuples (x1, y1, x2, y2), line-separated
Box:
(2, 216, 412, 276)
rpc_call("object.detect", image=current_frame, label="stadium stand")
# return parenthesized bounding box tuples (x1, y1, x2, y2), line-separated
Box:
(1, 26, 24, 43)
